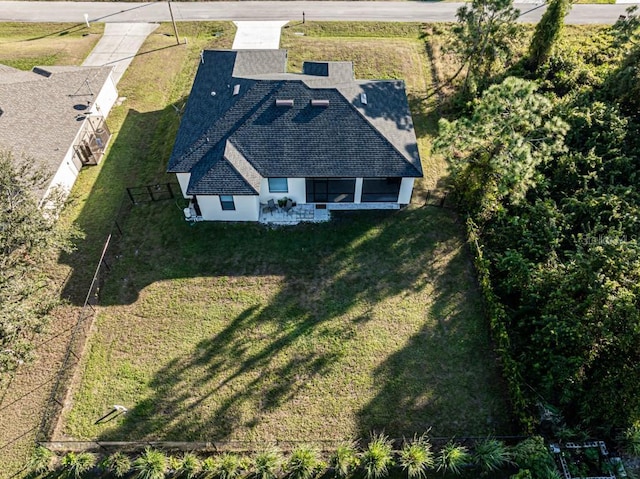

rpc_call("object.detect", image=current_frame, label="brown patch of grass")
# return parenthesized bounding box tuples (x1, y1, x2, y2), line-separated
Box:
(0, 22, 104, 70)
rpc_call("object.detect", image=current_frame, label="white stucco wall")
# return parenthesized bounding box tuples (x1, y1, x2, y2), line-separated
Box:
(197, 194, 259, 221)
(91, 72, 118, 117)
(176, 173, 191, 198)
(398, 177, 415, 204)
(41, 144, 81, 208)
(259, 178, 306, 204)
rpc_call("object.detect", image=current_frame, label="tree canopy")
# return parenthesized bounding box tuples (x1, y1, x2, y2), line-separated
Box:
(0, 151, 79, 374)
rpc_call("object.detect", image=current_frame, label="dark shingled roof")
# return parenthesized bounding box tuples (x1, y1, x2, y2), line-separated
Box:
(168, 50, 422, 196)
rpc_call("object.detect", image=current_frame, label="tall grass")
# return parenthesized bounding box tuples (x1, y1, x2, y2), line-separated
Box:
(60, 451, 96, 479)
(361, 434, 394, 479)
(287, 445, 322, 479)
(333, 442, 360, 478)
(472, 438, 511, 473)
(399, 435, 434, 479)
(102, 451, 132, 478)
(437, 443, 470, 476)
(133, 448, 167, 479)
(253, 449, 283, 479)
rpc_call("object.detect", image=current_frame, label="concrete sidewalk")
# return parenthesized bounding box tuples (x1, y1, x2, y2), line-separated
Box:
(232, 21, 288, 49)
(82, 22, 159, 84)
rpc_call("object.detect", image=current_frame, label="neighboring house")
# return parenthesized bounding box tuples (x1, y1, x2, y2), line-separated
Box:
(167, 49, 423, 222)
(0, 63, 117, 206)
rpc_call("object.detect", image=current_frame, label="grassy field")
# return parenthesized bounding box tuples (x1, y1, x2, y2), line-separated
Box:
(0, 22, 104, 70)
(0, 22, 108, 477)
(0, 22, 235, 478)
(60, 21, 512, 445)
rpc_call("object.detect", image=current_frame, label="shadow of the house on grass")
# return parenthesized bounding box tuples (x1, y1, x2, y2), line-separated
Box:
(58, 103, 181, 305)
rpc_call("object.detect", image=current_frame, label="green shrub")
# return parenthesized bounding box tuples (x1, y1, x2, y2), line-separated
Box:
(286, 445, 322, 479)
(176, 453, 201, 479)
(360, 434, 394, 479)
(472, 438, 511, 473)
(512, 437, 560, 479)
(215, 453, 244, 479)
(332, 442, 360, 478)
(60, 451, 97, 479)
(133, 448, 168, 479)
(437, 443, 470, 476)
(202, 457, 217, 479)
(253, 449, 283, 479)
(26, 446, 54, 475)
(399, 435, 434, 479)
(622, 425, 640, 456)
(102, 452, 132, 478)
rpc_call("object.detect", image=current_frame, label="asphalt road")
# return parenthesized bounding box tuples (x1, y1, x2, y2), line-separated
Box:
(0, 1, 633, 24)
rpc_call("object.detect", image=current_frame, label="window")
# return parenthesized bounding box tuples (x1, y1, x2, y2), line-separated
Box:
(306, 178, 355, 203)
(268, 178, 288, 193)
(220, 195, 235, 211)
(361, 178, 401, 202)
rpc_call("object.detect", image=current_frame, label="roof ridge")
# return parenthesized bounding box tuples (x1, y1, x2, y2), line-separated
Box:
(336, 83, 422, 177)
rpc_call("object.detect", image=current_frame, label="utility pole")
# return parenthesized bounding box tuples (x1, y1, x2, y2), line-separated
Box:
(167, 0, 180, 45)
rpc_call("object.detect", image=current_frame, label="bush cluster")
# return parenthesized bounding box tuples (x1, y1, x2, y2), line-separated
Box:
(27, 435, 560, 479)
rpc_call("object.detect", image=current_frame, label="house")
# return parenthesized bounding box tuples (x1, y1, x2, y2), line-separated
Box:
(0, 63, 117, 206)
(167, 49, 423, 222)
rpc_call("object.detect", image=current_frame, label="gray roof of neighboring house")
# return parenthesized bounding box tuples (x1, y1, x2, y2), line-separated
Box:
(167, 49, 423, 196)
(0, 64, 113, 197)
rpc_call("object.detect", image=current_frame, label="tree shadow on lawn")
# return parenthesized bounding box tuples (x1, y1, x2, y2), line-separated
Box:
(83, 202, 511, 442)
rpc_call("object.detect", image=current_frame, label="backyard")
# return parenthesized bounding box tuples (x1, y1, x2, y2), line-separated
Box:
(57, 21, 512, 445)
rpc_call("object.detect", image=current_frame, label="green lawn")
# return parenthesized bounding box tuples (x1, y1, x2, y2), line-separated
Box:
(60, 21, 511, 445)
(64, 203, 511, 442)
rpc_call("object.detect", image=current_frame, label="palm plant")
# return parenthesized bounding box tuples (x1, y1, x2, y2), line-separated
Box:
(102, 452, 132, 478)
(133, 448, 168, 479)
(60, 451, 97, 479)
(360, 434, 394, 479)
(437, 442, 470, 476)
(26, 446, 54, 475)
(201, 457, 217, 479)
(399, 435, 434, 479)
(253, 449, 283, 479)
(472, 438, 511, 474)
(176, 453, 201, 479)
(286, 445, 322, 479)
(332, 442, 360, 478)
(215, 453, 244, 479)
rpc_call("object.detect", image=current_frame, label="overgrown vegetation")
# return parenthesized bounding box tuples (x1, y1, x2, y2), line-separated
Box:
(0, 152, 81, 374)
(435, 0, 640, 436)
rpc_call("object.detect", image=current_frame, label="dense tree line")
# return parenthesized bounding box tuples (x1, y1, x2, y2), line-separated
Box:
(438, 0, 640, 434)
(0, 151, 79, 375)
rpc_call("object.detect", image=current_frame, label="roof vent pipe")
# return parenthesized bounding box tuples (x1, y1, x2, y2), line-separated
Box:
(311, 99, 329, 107)
(275, 99, 294, 107)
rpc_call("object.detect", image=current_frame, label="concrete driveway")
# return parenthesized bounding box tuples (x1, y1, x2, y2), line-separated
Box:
(82, 22, 159, 84)
(232, 21, 288, 49)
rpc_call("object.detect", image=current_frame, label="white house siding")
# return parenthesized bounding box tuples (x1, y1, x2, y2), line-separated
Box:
(259, 178, 305, 204)
(176, 173, 191, 198)
(41, 144, 81, 208)
(197, 194, 260, 221)
(91, 72, 118, 117)
(398, 177, 415, 204)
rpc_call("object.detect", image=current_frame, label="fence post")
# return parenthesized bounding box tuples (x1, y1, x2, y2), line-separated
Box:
(127, 187, 136, 204)
(147, 185, 155, 201)
(440, 192, 448, 208)
(167, 182, 175, 199)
